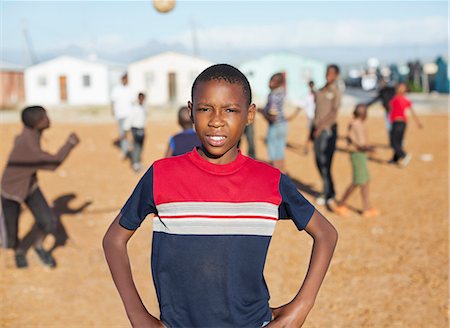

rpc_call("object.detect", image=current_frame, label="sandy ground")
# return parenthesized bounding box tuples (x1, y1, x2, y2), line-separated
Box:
(0, 106, 448, 327)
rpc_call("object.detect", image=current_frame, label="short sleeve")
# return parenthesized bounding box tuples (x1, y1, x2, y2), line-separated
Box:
(278, 174, 315, 231)
(119, 165, 157, 230)
(169, 136, 175, 151)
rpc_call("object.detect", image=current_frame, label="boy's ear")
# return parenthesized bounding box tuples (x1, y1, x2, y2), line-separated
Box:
(187, 101, 194, 123)
(246, 104, 256, 126)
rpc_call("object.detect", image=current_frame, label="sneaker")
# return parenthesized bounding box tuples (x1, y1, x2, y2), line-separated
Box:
(15, 252, 28, 269)
(363, 208, 380, 218)
(400, 154, 412, 168)
(315, 196, 326, 206)
(34, 247, 56, 268)
(334, 205, 350, 217)
(132, 163, 142, 173)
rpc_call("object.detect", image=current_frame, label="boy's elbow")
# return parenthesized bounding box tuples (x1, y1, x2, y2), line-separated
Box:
(330, 226, 338, 246)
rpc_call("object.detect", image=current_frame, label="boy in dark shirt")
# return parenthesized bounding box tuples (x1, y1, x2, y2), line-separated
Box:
(103, 64, 338, 327)
(1, 106, 79, 268)
(165, 106, 201, 157)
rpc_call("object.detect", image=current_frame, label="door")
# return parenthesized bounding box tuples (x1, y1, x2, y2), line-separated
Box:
(168, 72, 177, 103)
(59, 75, 67, 103)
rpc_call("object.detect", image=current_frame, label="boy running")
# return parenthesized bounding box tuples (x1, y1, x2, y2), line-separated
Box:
(334, 104, 379, 217)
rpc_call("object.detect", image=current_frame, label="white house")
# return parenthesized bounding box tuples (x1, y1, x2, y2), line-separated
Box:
(24, 56, 125, 106)
(128, 52, 214, 106)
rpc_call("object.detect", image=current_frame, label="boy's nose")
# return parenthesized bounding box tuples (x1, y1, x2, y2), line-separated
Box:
(208, 110, 225, 127)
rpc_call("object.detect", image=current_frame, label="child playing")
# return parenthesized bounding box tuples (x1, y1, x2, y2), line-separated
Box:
(103, 64, 337, 328)
(259, 73, 300, 172)
(388, 82, 423, 167)
(165, 106, 201, 157)
(334, 104, 379, 218)
(126, 92, 147, 172)
(1, 106, 79, 268)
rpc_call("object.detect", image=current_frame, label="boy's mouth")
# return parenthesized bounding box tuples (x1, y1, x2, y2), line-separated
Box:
(206, 135, 227, 147)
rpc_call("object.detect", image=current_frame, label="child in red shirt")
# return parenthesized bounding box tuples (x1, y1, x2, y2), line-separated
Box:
(388, 83, 423, 167)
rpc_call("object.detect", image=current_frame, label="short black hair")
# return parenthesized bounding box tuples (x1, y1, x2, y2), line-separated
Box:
(191, 64, 252, 105)
(353, 103, 367, 118)
(21, 106, 46, 128)
(327, 64, 340, 75)
(178, 106, 192, 128)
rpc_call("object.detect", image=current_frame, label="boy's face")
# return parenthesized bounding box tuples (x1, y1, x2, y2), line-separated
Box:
(36, 112, 50, 130)
(326, 67, 338, 84)
(397, 83, 407, 94)
(188, 80, 255, 164)
(138, 94, 145, 104)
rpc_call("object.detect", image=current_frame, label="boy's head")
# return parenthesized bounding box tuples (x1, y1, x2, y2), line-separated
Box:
(396, 82, 407, 95)
(138, 92, 145, 105)
(21, 106, 50, 130)
(308, 80, 315, 91)
(188, 64, 255, 163)
(178, 106, 193, 130)
(353, 103, 367, 121)
(191, 64, 252, 106)
(326, 64, 340, 84)
(269, 73, 284, 90)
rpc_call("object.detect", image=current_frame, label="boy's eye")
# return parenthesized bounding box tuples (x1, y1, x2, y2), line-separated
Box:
(225, 108, 237, 113)
(198, 107, 210, 112)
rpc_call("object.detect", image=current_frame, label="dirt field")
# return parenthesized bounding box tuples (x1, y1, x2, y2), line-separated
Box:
(0, 108, 448, 327)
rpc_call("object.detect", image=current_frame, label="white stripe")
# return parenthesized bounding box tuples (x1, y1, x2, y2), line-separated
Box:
(157, 202, 278, 219)
(153, 217, 276, 236)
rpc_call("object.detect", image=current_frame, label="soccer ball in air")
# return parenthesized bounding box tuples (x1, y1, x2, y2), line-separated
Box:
(153, 0, 176, 13)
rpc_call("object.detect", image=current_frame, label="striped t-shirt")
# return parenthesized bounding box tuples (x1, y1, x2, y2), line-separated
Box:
(119, 148, 315, 327)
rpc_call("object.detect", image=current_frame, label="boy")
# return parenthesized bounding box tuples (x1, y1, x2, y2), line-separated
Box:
(388, 83, 423, 167)
(111, 73, 134, 159)
(312, 64, 341, 206)
(165, 106, 201, 157)
(334, 104, 379, 218)
(259, 73, 288, 172)
(126, 92, 147, 172)
(1, 106, 79, 268)
(103, 64, 337, 327)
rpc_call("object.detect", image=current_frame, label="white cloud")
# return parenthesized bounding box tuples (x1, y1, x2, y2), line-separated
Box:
(167, 16, 448, 50)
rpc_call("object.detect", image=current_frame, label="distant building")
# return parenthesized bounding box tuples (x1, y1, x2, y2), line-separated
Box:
(1, 61, 25, 109)
(239, 53, 327, 104)
(128, 51, 214, 106)
(24, 56, 125, 106)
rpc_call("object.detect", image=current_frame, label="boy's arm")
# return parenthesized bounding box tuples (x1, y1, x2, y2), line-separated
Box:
(409, 106, 423, 129)
(8, 133, 79, 170)
(103, 215, 164, 327)
(269, 210, 338, 327)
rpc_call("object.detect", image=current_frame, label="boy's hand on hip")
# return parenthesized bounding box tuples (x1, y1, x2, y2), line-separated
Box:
(268, 301, 311, 328)
(130, 311, 166, 328)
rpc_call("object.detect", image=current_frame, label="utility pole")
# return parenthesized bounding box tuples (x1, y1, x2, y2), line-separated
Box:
(191, 18, 199, 57)
(21, 21, 38, 64)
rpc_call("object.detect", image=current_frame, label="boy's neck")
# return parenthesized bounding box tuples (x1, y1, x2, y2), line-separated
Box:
(197, 146, 239, 165)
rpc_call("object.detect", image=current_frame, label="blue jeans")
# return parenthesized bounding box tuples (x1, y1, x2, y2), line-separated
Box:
(267, 121, 288, 161)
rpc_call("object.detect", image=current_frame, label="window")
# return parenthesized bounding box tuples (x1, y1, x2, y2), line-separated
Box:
(37, 76, 47, 87)
(82, 75, 91, 87)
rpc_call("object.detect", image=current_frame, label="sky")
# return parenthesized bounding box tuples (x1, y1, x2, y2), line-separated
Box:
(1, 1, 449, 66)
